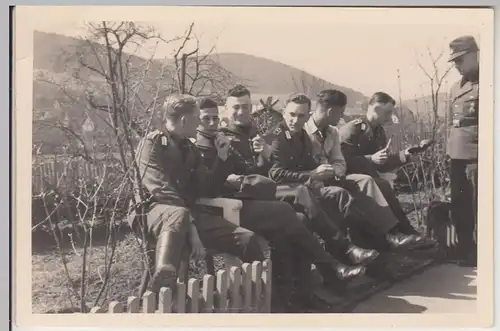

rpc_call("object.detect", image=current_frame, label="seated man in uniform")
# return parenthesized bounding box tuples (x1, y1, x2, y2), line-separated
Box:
(129, 94, 267, 294)
(209, 87, 380, 264)
(268, 93, 422, 252)
(192, 94, 374, 303)
(305, 89, 426, 241)
(338, 92, 433, 238)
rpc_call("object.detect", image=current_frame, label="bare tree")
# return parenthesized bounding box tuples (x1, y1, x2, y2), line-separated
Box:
(414, 46, 453, 142)
(32, 21, 238, 313)
(169, 22, 239, 100)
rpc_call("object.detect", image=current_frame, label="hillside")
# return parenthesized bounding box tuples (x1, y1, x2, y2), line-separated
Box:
(402, 93, 449, 118)
(203, 52, 367, 108)
(32, 31, 371, 154)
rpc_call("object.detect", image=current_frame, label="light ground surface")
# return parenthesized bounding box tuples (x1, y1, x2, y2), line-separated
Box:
(353, 264, 477, 313)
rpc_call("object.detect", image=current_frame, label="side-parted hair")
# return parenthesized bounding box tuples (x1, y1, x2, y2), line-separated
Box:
(285, 92, 312, 110)
(368, 92, 396, 106)
(163, 94, 198, 121)
(227, 85, 251, 98)
(317, 89, 347, 108)
(198, 97, 219, 110)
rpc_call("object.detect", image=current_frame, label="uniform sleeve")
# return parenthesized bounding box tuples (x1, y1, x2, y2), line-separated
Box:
(372, 129, 408, 172)
(447, 87, 455, 127)
(328, 127, 347, 177)
(378, 150, 408, 172)
(135, 137, 186, 207)
(268, 134, 313, 184)
(339, 122, 377, 176)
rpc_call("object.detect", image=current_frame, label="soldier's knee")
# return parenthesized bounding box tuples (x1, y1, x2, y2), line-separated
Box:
(241, 231, 265, 261)
(358, 174, 376, 185)
(295, 212, 313, 229)
(160, 206, 191, 233)
(322, 186, 350, 199)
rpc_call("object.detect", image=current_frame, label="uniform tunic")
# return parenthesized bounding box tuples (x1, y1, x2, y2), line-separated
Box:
(129, 130, 264, 262)
(269, 124, 398, 239)
(339, 117, 408, 177)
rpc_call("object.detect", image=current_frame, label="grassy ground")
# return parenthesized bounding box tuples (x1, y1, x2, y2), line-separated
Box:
(32, 192, 429, 314)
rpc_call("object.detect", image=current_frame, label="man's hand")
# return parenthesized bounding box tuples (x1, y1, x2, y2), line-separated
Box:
(188, 224, 206, 261)
(214, 133, 231, 161)
(311, 164, 335, 181)
(406, 139, 434, 154)
(370, 149, 389, 165)
(226, 174, 244, 189)
(251, 135, 271, 157)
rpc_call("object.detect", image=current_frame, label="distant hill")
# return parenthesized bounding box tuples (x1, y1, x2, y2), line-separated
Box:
(32, 30, 371, 154)
(402, 93, 450, 118)
(203, 52, 367, 108)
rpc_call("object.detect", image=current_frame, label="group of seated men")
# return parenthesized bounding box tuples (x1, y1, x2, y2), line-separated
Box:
(129, 84, 435, 312)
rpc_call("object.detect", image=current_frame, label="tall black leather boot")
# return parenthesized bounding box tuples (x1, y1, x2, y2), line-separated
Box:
(150, 231, 187, 293)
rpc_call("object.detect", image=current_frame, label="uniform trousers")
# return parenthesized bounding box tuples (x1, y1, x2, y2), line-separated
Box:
(369, 177, 419, 235)
(146, 203, 265, 267)
(450, 159, 478, 258)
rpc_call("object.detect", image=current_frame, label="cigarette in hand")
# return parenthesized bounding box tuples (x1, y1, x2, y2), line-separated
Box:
(384, 138, 392, 151)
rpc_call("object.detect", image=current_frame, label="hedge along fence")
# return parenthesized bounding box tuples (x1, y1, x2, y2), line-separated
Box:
(32, 156, 124, 196)
(89, 261, 272, 314)
(31, 156, 132, 231)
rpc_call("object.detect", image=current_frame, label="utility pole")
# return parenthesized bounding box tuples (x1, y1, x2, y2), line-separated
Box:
(180, 53, 187, 94)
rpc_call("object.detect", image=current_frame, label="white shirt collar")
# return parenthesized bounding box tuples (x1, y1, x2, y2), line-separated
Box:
(304, 117, 320, 135)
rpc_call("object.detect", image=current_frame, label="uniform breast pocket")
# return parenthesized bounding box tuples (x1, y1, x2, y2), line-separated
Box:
(462, 96, 479, 117)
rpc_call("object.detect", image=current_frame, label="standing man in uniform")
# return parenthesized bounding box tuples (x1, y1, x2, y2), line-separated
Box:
(339, 92, 433, 237)
(446, 35, 479, 267)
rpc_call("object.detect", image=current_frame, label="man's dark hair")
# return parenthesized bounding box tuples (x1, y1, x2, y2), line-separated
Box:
(198, 97, 219, 110)
(163, 94, 198, 121)
(285, 92, 312, 109)
(227, 85, 251, 98)
(317, 89, 347, 108)
(368, 92, 396, 106)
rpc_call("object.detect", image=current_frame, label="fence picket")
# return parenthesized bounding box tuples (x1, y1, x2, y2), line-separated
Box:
(229, 266, 242, 313)
(216, 270, 228, 313)
(158, 287, 172, 313)
(241, 263, 252, 313)
(251, 261, 262, 313)
(188, 279, 200, 313)
(127, 296, 140, 313)
(90, 306, 105, 313)
(142, 291, 156, 313)
(108, 301, 124, 313)
(176, 280, 187, 313)
(262, 260, 272, 313)
(202, 274, 214, 313)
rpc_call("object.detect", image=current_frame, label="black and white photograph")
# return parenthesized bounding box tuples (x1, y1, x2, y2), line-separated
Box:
(13, 5, 494, 328)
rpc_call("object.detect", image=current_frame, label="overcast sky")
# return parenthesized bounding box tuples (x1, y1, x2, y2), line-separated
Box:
(31, 6, 486, 100)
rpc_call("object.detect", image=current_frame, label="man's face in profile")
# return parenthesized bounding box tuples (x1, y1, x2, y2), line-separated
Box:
(327, 105, 346, 126)
(452, 51, 479, 77)
(370, 102, 395, 125)
(182, 106, 201, 138)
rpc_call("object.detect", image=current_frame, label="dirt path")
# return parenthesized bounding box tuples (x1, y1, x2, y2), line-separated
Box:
(352, 264, 477, 313)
